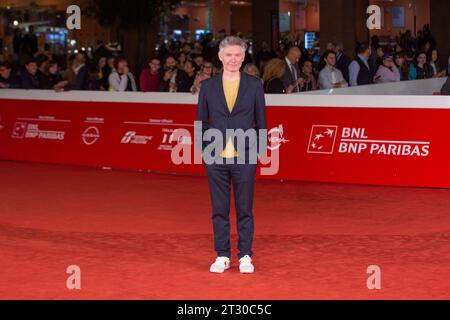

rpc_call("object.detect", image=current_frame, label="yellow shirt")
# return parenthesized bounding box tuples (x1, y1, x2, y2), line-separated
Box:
(221, 77, 240, 158)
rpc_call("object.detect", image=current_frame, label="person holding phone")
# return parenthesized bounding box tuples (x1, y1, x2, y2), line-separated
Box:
(281, 46, 304, 93)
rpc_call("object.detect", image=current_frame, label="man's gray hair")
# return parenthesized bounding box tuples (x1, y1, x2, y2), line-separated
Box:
(219, 36, 248, 52)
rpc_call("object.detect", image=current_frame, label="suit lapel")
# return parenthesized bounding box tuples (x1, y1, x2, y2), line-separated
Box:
(232, 72, 248, 115)
(216, 73, 230, 115)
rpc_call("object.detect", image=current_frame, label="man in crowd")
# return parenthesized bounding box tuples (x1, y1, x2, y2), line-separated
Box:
(159, 55, 181, 92)
(0, 62, 20, 89)
(20, 59, 40, 89)
(140, 57, 161, 92)
(281, 46, 304, 93)
(335, 43, 352, 83)
(349, 43, 376, 87)
(318, 50, 348, 89)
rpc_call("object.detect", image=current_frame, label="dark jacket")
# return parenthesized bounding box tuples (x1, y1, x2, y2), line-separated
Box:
(196, 71, 267, 162)
(40, 72, 63, 89)
(158, 68, 188, 92)
(65, 65, 89, 91)
(264, 77, 286, 94)
(20, 70, 40, 89)
(416, 63, 433, 80)
(74, 65, 89, 90)
(281, 59, 302, 92)
(176, 70, 196, 93)
(355, 55, 375, 86)
(0, 74, 20, 89)
(336, 53, 352, 83)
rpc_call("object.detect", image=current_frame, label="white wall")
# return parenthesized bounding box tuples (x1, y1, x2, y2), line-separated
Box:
(302, 77, 448, 96)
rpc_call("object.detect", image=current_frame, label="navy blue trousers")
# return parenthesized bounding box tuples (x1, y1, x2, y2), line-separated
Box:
(205, 163, 257, 259)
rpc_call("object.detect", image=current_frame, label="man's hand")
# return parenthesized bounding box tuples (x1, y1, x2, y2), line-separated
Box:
(163, 69, 176, 81)
(53, 80, 68, 92)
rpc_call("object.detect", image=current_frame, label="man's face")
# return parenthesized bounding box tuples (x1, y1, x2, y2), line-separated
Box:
(194, 56, 204, 67)
(218, 45, 245, 73)
(165, 57, 177, 70)
(183, 44, 192, 53)
(48, 64, 58, 74)
(326, 42, 335, 51)
(0, 66, 11, 79)
(26, 62, 37, 75)
(194, 43, 202, 51)
(149, 59, 160, 73)
(287, 49, 301, 65)
(117, 61, 128, 73)
(325, 54, 336, 67)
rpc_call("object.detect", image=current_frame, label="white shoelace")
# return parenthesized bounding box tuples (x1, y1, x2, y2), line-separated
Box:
(216, 257, 229, 263)
(239, 255, 252, 264)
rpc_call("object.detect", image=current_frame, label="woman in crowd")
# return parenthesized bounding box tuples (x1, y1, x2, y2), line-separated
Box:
(394, 52, 414, 81)
(40, 60, 65, 90)
(102, 56, 115, 90)
(427, 48, 446, 78)
(87, 65, 105, 91)
(415, 52, 433, 79)
(177, 52, 187, 71)
(300, 60, 318, 91)
(191, 61, 213, 94)
(177, 60, 197, 93)
(262, 58, 295, 94)
(95, 56, 107, 90)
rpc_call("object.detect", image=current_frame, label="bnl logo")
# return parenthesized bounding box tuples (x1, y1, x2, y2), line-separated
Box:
(307, 125, 338, 154)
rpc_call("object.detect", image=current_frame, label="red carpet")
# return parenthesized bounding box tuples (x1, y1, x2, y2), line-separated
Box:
(0, 160, 449, 299)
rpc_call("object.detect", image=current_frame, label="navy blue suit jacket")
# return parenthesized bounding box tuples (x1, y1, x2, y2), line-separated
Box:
(196, 71, 267, 160)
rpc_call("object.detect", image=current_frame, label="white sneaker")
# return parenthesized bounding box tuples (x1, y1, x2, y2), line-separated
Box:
(239, 255, 254, 273)
(210, 256, 230, 273)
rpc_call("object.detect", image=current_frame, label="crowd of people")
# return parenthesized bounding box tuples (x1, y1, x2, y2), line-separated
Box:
(0, 25, 448, 94)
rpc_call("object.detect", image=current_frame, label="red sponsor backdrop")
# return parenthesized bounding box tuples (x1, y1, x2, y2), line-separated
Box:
(0, 98, 449, 188)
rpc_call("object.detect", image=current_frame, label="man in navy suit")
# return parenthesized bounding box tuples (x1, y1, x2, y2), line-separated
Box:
(196, 36, 267, 273)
